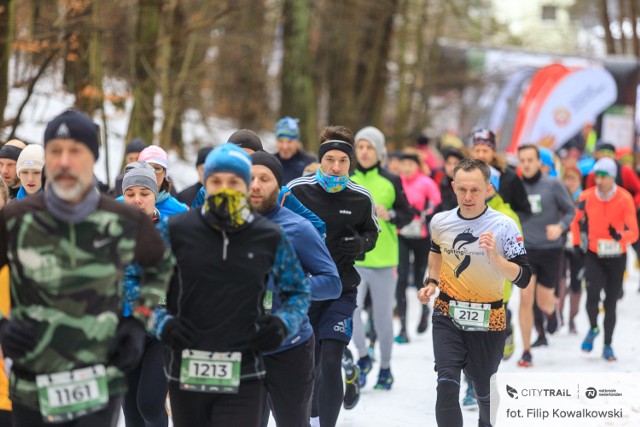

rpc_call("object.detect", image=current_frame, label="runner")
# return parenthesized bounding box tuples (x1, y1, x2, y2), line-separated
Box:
(274, 117, 316, 183)
(351, 126, 412, 390)
(249, 151, 341, 427)
(137, 146, 188, 216)
(516, 144, 575, 367)
(161, 143, 310, 426)
(120, 162, 171, 427)
(0, 139, 26, 200)
(571, 157, 638, 361)
(288, 126, 379, 426)
(15, 144, 45, 199)
(418, 158, 530, 427)
(114, 137, 147, 197)
(395, 148, 441, 343)
(0, 109, 172, 426)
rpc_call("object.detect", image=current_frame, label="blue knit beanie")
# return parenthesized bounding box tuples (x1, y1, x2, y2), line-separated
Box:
(203, 143, 252, 185)
(275, 116, 300, 140)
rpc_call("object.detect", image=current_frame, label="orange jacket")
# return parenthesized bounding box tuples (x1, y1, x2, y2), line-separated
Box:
(571, 186, 639, 254)
(0, 265, 10, 411)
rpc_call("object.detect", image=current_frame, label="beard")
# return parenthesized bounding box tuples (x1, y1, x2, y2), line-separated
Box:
(252, 187, 279, 214)
(50, 169, 86, 202)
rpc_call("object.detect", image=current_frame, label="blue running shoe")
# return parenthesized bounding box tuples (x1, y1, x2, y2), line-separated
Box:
(373, 368, 394, 390)
(357, 356, 372, 388)
(602, 344, 616, 362)
(581, 327, 599, 352)
(394, 330, 409, 344)
(462, 385, 477, 407)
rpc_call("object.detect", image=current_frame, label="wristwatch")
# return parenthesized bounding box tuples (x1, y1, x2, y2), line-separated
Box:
(424, 277, 439, 287)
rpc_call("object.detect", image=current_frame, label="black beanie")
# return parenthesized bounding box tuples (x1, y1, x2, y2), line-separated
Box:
(44, 110, 100, 160)
(196, 146, 214, 167)
(125, 137, 147, 155)
(318, 140, 354, 162)
(228, 129, 263, 153)
(0, 145, 22, 161)
(251, 151, 284, 187)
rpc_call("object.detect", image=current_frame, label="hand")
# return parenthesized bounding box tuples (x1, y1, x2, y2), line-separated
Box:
(159, 316, 198, 351)
(108, 317, 146, 373)
(339, 230, 366, 256)
(250, 315, 287, 352)
(418, 284, 437, 305)
(0, 318, 36, 359)
(478, 231, 499, 262)
(608, 225, 622, 241)
(546, 224, 564, 241)
(375, 205, 391, 221)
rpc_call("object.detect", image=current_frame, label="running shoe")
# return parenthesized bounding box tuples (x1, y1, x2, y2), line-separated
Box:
(517, 350, 532, 367)
(602, 344, 616, 362)
(462, 385, 477, 407)
(373, 368, 394, 390)
(394, 330, 409, 344)
(531, 335, 548, 348)
(581, 327, 600, 352)
(357, 356, 372, 388)
(546, 310, 560, 334)
(417, 306, 430, 334)
(503, 331, 515, 360)
(343, 363, 360, 410)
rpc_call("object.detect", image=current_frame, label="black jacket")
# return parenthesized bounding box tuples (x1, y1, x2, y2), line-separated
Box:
(288, 176, 380, 292)
(499, 165, 532, 217)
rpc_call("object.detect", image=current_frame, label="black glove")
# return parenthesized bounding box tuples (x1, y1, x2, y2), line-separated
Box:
(0, 318, 36, 359)
(608, 225, 622, 241)
(250, 315, 287, 352)
(108, 317, 146, 373)
(339, 230, 366, 257)
(159, 316, 198, 351)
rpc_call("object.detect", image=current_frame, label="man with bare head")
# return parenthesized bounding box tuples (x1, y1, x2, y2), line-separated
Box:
(0, 139, 27, 199)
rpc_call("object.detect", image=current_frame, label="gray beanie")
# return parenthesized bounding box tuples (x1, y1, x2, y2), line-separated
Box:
(355, 126, 386, 162)
(122, 161, 158, 198)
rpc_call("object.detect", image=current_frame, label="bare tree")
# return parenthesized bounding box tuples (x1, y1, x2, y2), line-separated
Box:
(0, 0, 14, 124)
(600, 0, 616, 54)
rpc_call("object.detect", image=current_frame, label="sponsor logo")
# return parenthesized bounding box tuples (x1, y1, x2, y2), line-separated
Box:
(339, 210, 352, 215)
(507, 385, 519, 399)
(55, 122, 70, 138)
(451, 229, 479, 277)
(93, 237, 113, 249)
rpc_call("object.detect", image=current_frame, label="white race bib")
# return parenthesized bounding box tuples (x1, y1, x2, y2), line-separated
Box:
(597, 239, 622, 257)
(448, 300, 491, 331)
(180, 350, 242, 394)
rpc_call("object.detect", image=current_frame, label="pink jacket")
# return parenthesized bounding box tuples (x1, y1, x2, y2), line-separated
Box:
(400, 172, 442, 238)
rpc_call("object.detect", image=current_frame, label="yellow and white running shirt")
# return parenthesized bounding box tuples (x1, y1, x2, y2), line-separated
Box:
(430, 206, 526, 304)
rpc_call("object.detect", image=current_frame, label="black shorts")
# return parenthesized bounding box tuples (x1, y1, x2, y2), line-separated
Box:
(308, 290, 357, 344)
(526, 247, 563, 289)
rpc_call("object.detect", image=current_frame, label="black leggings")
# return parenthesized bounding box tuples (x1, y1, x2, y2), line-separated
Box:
(122, 337, 168, 427)
(311, 339, 345, 427)
(584, 251, 626, 345)
(397, 236, 430, 331)
(169, 379, 266, 427)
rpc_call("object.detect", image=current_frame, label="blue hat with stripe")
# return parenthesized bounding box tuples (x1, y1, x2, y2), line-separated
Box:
(275, 116, 300, 140)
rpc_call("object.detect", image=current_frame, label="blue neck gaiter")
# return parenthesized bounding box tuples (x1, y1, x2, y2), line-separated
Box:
(316, 169, 348, 193)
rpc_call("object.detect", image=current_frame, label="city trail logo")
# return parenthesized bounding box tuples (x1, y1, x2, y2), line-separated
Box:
(507, 385, 518, 399)
(504, 384, 571, 398)
(451, 229, 479, 277)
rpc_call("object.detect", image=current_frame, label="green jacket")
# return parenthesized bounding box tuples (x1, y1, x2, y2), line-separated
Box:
(0, 194, 173, 408)
(351, 165, 413, 268)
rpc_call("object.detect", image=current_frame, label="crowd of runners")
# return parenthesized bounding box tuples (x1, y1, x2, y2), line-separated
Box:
(0, 109, 637, 427)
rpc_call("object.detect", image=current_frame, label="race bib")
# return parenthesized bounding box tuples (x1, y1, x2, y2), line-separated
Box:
(36, 365, 109, 423)
(528, 194, 542, 214)
(400, 218, 423, 239)
(597, 239, 622, 257)
(449, 300, 491, 331)
(564, 231, 573, 250)
(263, 290, 273, 314)
(180, 350, 241, 394)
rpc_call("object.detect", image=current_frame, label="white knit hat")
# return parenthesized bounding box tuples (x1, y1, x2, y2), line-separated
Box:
(355, 126, 387, 162)
(16, 144, 45, 176)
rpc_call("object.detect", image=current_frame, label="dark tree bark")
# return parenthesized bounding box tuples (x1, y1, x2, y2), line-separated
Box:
(0, 0, 14, 124)
(600, 0, 616, 54)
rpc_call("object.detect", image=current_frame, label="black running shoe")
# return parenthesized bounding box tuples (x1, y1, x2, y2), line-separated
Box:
(531, 335, 548, 348)
(343, 364, 360, 410)
(546, 310, 560, 334)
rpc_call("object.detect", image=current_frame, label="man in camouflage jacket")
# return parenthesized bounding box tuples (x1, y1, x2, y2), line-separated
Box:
(0, 110, 173, 426)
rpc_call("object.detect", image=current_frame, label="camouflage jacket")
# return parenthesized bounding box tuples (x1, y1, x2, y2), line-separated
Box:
(0, 193, 173, 408)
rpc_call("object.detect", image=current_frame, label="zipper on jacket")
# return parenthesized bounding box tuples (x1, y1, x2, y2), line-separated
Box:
(70, 223, 77, 268)
(222, 230, 229, 260)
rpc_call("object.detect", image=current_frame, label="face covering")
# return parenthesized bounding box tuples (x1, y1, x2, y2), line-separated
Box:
(316, 169, 348, 193)
(202, 188, 253, 232)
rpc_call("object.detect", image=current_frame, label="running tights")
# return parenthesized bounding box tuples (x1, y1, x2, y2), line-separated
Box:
(311, 339, 345, 427)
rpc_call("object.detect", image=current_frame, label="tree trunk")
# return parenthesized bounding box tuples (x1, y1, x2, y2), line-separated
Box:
(618, 0, 627, 53)
(600, 0, 616, 54)
(393, 0, 412, 146)
(629, 0, 640, 58)
(280, 0, 318, 152)
(126, 0, 162, 147)
(0, 0, 14, 124)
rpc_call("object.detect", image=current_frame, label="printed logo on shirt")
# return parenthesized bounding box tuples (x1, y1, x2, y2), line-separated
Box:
(339, 210, 352, 215)
(451, 229, 479, 277)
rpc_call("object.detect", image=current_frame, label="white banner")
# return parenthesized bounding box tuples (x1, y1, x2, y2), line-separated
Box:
(491, 372, 640, 426)
(524, 67, 617, 150)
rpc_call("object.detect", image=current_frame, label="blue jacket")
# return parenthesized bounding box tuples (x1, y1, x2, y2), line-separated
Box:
(191, 185, 326, 238)
(16, 186, 42, 200)
(263, 204, 340, 355)
(116, 191, 188, 218)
